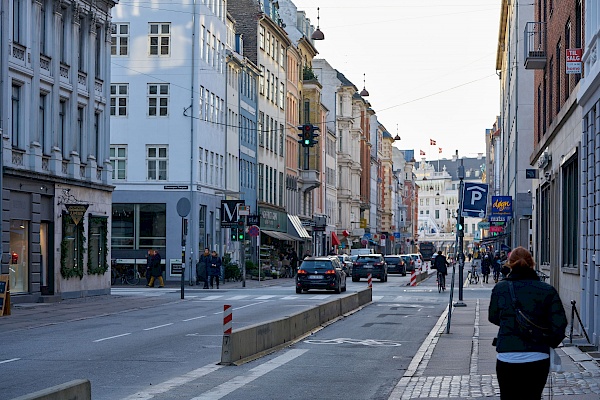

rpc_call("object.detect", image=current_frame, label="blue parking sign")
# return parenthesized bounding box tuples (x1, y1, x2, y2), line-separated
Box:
(462, 183, 488, 218)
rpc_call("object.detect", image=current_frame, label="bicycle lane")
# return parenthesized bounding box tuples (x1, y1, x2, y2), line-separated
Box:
(164, 289, 449, 400)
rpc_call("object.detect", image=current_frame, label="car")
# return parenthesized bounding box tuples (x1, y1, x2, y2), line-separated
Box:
(384, 255, 407, 276)
(408, 253, 423, 270)
(336, 254, 353, 276)
(352, 254, 388, 282)
(296, 256, 347, 294)
(401, 254, 415, 272)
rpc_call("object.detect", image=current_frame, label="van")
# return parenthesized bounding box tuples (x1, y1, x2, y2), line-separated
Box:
(350, 248, 374, 256)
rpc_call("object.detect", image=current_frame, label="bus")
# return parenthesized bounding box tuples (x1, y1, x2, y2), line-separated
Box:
(419, 241, 436, 262)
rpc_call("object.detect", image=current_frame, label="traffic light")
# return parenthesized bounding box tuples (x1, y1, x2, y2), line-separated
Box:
(237, 218, 245, 241)
(310, 124, 320, 146)
(231, 227, 239, 241)
(297, 124, 312, 147)
(457, 216, 465, 237)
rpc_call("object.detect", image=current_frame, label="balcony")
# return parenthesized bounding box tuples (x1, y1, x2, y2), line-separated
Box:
(298, 170, 320, 192)
(524, 22, 547, 70)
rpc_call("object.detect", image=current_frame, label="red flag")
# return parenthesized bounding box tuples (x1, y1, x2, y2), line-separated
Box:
(430, 139, 436, 145)
(439, 147, 442, 153)
(420, 150, 425, 156)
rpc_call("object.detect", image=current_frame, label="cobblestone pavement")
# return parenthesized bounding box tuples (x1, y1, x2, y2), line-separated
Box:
(389, 297, 600, 399)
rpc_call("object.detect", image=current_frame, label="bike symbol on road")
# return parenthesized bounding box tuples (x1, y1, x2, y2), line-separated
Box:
(303, 338, 402, 347)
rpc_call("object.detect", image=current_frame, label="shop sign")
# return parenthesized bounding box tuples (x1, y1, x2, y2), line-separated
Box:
(491, 196, 512, 216)
(566, 48, 583, 74)
(258, 207, 287, 232)
(66, 204, 89, 225)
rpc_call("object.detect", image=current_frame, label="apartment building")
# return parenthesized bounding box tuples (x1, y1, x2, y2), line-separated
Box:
(2, 0, 115, 301)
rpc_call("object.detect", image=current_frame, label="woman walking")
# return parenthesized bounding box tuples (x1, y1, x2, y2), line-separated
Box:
(488, 247, 567, 399)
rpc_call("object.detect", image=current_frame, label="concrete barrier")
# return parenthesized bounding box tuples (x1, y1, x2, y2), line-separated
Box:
(11, 379, 91, 400)
(221, 288, 372, 365)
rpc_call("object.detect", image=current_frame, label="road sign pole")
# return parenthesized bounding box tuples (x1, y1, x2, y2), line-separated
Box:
(455, 155, 466, 307)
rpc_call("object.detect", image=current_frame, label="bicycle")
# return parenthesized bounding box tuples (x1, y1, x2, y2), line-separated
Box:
(467, 266, 479, 284)
(111, 264, 140, 285)
(437, 271, 446, 292)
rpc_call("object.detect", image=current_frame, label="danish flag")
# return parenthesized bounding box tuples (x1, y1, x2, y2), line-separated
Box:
(430, 139, 436, 145)
(420, 150, 426, 156)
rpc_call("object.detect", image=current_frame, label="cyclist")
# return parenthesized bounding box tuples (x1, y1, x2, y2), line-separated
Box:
(431, 251, 449, 290)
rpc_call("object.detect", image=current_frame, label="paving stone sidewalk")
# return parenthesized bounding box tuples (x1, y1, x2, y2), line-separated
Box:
(389, 296, 600, 399)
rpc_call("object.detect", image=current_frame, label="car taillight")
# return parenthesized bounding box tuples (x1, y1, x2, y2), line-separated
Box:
(297, 269, 307, 274)
(373, 262, 383, 266)
(325, 270, 336, 275)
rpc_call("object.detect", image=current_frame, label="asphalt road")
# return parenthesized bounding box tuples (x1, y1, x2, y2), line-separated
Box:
(0, 272, 485, 399)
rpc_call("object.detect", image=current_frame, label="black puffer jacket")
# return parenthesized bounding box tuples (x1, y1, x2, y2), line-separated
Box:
(488, 267, 567, 353)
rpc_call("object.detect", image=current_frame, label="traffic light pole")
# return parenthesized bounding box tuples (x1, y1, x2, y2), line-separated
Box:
(455, 155, 467, 307)
(241, 217, 246, 288)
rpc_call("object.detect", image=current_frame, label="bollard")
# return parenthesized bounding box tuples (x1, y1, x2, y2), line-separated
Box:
(367, 273, 372, 288)
(410, 269, 417, 286)
(223, 304, 232, 335)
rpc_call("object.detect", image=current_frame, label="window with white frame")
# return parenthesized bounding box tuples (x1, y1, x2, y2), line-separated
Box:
(258, 112, 264, 146)
(95, 24, 102, 77)
(39, 93, 48, 152)
(12, 0, 22, 43)
(199, 86, 204, 119)
(148, 84, 169, 116)
(11, 84, 21, 148)
(279, 82, 284, 108)
(260, 65, 265, 95)
(149, 23, 170, 56)
(78, 17, 86, 71)
(111, 23, 129, 56)
(199, 147, 204, 182)
(209, 151, 215, 185)
(279, 124, 284, 155)
(40, 1, 47, 53)
(280, 45, 285, 68)
(110, 84, 128, 116)
(77, 106, 85, 155)
(110, 145, 127, 180)
(147, 146, 167, 180)
(204, 149, 209, 182)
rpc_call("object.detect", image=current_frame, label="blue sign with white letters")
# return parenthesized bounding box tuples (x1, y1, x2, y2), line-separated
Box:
(461, 183, 489, 218)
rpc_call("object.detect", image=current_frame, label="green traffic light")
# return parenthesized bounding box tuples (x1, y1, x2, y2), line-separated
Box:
(304, 139, 310, 145)
(238, 234, 244, 240)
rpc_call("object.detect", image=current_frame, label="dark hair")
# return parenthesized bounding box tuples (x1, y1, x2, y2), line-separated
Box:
(506, 246, 535, 270)
(437, 250, 442, 255)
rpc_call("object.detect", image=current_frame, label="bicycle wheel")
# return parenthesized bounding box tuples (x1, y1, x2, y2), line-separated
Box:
(125, 267, 140, 285)
(438, 274, 442, 293)
(440, 274, 446, 291)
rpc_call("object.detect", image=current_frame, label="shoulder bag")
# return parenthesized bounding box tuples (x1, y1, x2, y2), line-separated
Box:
(508, 281, 552, 344)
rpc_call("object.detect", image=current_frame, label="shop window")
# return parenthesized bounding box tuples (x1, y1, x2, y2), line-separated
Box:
(61, 213, 84, 279)
(9, 220, 29, 293)
(88, 216, 108, 275)
(111, 204, 166, 253)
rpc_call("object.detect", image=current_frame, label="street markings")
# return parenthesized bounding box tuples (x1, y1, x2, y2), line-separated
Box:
(189, 349, 308, 400)
(304, 337, 402, 347)
(255, 295, 277, 299)
(199, 295, 224, 301)
(93, 332, 131, 342)
(143, 323, 173, 331)
(0, 358, 20, 364)
(182, 316, 207, 322)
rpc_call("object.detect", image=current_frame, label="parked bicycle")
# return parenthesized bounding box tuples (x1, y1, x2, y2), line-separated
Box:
(111, 264, 141, 285)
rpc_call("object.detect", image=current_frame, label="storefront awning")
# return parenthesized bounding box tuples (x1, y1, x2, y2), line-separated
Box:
(262, 230, 302, 242)
(287, 215, 311, 239)
(331, 231, 341, 246)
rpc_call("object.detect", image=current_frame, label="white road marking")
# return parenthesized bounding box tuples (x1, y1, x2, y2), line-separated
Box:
(372, 295, 384, 301)
(227, 295, 250, 300)
(182, 316, 206, 322)
(255, 295, 276, 299)
(233, 301, 268, 310)
(0, 358, 20, 364)
(121, 363, 224, 400)
(189, 349, 308, 400)
(143, 323, 173, 331)
(308, 295, 330, 300)
(93, 332, 131, 342)
(198, 295, 224, 301)
(281, 296, 299, 300)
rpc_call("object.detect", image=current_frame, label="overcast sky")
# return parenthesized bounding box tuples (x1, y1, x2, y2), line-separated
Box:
(294, 0, 501, 160)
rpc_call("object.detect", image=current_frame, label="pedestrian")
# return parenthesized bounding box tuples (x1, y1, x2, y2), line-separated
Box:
(197, 248, 211, 289)
(481, 253, 491, 283)
(209, 250, 222, 289)
(467, 253, 472, 262)
(146, 249, 164, 287)
(492, 253, 502, 283)
(287, 249, 299, 277)
(488, 246, 567, 400)
(145, 249, 153, 285)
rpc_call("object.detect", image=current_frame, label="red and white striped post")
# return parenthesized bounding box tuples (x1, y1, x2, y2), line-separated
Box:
(367, 273, 372, 288)
(223, 304, 232, 335)
(410, 269, 417, 286)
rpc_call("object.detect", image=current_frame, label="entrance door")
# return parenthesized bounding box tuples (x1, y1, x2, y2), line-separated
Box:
(40, 222, 54, 295)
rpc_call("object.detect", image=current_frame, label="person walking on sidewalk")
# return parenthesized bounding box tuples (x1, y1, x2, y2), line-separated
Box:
(488, 246, 567, 400)
(481, 253, 491, 283)
(197, 248, 211, 288)
(209, 251, 222, 289)
(146, 250, 164, 287)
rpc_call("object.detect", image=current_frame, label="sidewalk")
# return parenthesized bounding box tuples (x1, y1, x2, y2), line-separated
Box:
(389, 279, 600, 399)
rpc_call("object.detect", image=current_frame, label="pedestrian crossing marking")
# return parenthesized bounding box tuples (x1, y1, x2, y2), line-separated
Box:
(199, 295, 224, 300)
(281, 296, 300, 300)
(228, 295, 250, 300)
(372, 295, 384, 301)
(308, 295, 330, 300)
(255, 295, 277, 299)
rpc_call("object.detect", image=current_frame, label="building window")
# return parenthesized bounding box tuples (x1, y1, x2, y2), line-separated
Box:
(40, 1, 47, 53)
(111, 23, 129, 56)
(11, 84, 21, 148)
(539, 185, 550, 265)
(111, 204, 167, 252)
(562, 155, 578, 267)
(88, 217, 108, 274)
(110, 84, 128, 116)
(556, 40, 561, 113)
(148, 84, 169, 116)
(258, 112, 265, 146)
(279, 124, 284, 155)
(60, 12, 67, 63)
(279, 171, 284, 206)
(95, 24, 102, 77)
(258, 163, 264, 201)
(93, 112, 100, 161)
(78, 17, 86, 71)
(110, 145, 127, 180)
(59, 99, 67, 157)
(12, 0, 22, 43)
(149, 23, 170, 56)
(77, 106, 85, 156)
(147, 145, 167, 180)
(39, 93, 47, 153)
(9, 220, 28, 293)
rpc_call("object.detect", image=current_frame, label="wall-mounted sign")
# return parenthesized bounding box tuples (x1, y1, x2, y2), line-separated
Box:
(170, 259, 183, 275)
(491, 196, 512, 217)
(65, 204, 89, 225)
(566, 48, 583, 74)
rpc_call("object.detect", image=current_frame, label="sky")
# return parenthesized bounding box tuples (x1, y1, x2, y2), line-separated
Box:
(293, 0, 502, 160)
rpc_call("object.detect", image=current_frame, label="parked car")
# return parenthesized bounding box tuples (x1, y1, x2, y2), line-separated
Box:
(408, 253, 423, 270)
(350, 248, 374, 256)
(401, 254, 415, 272)
(384, 255, 407, 276)
(337, 254, 353, 276)
(296, 256, 347, 294)
(352, 254, 388, 282)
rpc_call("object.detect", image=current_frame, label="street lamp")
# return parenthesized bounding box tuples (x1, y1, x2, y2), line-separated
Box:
(311, 8, 325, 40)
